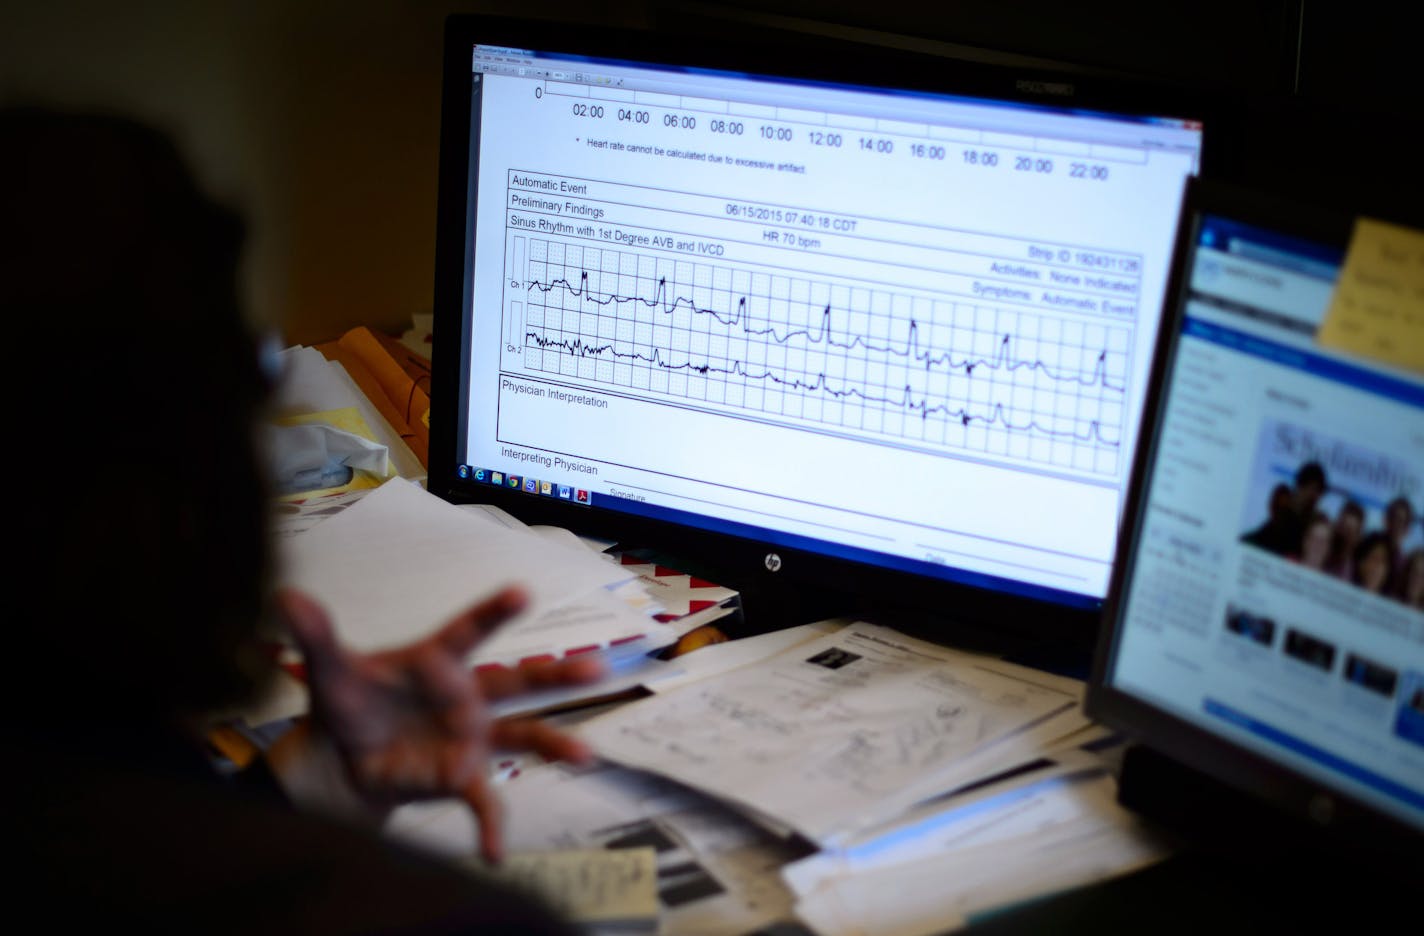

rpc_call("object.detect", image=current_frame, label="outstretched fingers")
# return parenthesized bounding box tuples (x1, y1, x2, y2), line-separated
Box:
(491, 717, 595, 767)
(430, 586, 529, 659)
(476, 653, 606, 701)
(411, 643, 487, 736)
(275, 588, 348, 686)
(462, 771, 505, 863)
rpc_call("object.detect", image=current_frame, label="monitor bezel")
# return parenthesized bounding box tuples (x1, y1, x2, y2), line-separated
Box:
(430, 12, 1223, 639)
(1085, 175, 1420, 850)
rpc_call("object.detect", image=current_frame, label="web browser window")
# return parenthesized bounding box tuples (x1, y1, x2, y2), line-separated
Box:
(1109, 214, 1424, 828)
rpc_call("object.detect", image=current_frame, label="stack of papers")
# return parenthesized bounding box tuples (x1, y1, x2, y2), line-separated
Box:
(269, 344, 426, 487)
(237, 478, 690, 728)
(607, 551, 742, 638)
(576, 622, 1085, 845)
(789, 773, 1168, 936)
(386, 620, 1170, 935)
(573, 622, 1168, 933)
(391, 756, 812, 936)
(275, 478, 676, 667)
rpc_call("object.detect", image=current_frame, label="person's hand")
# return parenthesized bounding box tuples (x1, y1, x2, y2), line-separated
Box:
(272, 585, 604, 860)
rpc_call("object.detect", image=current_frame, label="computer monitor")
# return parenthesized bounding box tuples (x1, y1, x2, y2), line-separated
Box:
(1088, 177, 1423, 847)
(429, 14, 1212, 635)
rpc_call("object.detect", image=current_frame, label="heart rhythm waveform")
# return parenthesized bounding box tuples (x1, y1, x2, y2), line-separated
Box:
(517, 246, 1131, 471)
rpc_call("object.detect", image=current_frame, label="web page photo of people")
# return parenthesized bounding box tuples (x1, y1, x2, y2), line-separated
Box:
(1240, 420, 1423, 608)
(1235, 419, 1424, 748)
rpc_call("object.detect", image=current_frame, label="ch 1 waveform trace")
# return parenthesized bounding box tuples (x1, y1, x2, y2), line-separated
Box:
(514, 238, 1132, 475)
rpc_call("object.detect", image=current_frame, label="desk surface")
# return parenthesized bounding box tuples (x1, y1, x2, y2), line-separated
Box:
(959, 843, 1412, 934)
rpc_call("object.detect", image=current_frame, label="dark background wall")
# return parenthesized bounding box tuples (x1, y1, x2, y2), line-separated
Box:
(3, 1, 1414, 344)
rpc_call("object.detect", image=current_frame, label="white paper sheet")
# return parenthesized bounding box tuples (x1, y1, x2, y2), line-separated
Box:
(642, 619, 846, 694)
(476, 588, 675, 666)
(792, 777, 1170, 936)
(460, 502, 619, 557)
(487, 641, 673, 721)
(870, 701, 1094, 815)
(576, 623, 1077, 845)
(271, 346, 424, 482)
(389, 760, 806, 936)
(268, 487, 373, 539)
(782, 766, 1115, 899)
(459, 502, 530, 530)
(276, 478, 641, 663)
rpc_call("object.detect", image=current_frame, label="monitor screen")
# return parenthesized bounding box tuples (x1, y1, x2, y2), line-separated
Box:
(1092, 180, 1424, 835)
(430, 15, 1209, 626)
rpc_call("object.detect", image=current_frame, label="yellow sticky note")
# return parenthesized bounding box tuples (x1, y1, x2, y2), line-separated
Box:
(1317, 217, 1424, 373)
(467, 848, 659, 928)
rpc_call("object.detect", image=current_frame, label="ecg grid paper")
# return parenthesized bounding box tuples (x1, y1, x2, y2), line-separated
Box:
(513, 236, 1130, 477)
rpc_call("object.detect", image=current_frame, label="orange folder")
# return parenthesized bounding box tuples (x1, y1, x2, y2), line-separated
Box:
(316, 326, 431, 468)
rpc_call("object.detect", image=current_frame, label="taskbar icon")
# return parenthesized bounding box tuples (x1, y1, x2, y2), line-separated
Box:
(480, 472, 590, 505)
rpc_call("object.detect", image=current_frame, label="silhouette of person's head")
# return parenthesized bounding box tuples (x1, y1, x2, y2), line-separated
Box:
(1267, 483, 1292, 521)
(1400, 549, 1424, 608)
(5, 109, 273, 727)
(1385, 497, 1415, 547)
(1352, 533, 1395, 594)
(1325, 499, 1365, 576)
(1293, 461, 1327, 513)
(1334, 500, 1364, 542)
(1299, 512, 1332, 569)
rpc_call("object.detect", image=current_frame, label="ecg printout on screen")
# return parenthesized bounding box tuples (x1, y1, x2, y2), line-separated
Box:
(459, 46, 1204, 603)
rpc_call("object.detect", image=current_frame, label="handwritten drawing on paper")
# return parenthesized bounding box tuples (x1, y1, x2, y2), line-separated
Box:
(577, 623, 1075, 844)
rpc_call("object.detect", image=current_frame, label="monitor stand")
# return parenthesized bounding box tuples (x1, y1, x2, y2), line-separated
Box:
(955, 744, 1411, 933)
(1115, 743, 1416, 862)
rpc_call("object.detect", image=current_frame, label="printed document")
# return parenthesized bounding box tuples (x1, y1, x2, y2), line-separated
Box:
(276, 478, 648, 664)
(791, 775, 1169, 936)
(576, 622, 1077, 844)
